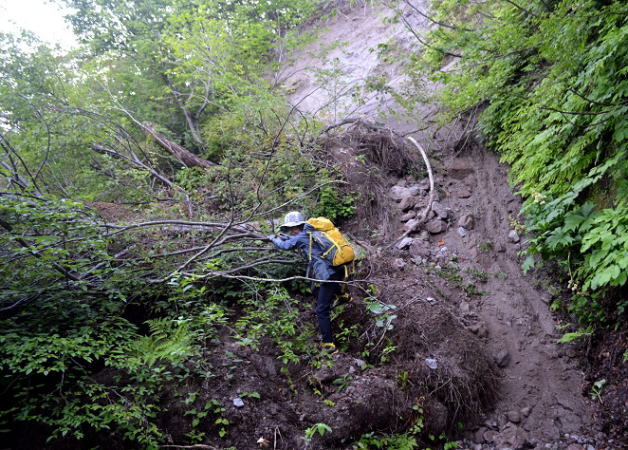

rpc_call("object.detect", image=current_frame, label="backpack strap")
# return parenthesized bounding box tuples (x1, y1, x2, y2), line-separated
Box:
(321, 241, 338, 258)
(308, 232, 313, 261)
(310, 231, 335, 261)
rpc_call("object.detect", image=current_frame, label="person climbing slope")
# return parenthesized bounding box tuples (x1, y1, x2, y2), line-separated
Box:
(267, 211, 354, 354)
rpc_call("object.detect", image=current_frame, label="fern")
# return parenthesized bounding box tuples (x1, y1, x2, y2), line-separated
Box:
(111, 319, 198, 369)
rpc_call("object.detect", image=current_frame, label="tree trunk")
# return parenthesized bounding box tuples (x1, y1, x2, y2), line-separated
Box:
(142, 124, 216, 169)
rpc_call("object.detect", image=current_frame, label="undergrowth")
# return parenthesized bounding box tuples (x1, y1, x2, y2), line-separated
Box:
(404, 0, 628, 327)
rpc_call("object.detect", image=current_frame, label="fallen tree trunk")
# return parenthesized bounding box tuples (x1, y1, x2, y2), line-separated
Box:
(142, 123, 216, 169)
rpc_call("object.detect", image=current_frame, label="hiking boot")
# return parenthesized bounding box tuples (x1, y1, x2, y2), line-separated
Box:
(320, 342, 339, 355)
(333, 293, 353, 307)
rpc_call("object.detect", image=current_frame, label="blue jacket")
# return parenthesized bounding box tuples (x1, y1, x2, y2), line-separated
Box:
(270, 224, 336, 280)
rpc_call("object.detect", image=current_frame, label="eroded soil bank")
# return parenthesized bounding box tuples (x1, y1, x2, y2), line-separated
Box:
(278, 2, 614, 448)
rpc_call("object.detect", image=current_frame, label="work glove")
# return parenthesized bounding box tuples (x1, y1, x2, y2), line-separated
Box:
(267, 235, 275, 241)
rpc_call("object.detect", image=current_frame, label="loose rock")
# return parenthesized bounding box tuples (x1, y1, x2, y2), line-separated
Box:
(507, 410, 521, 424)
(565, 444, 585, 450)
(233, 397, 245, 408)
(432, 201, 449, 219)
(400, 210, 416, 222)
(448, 160, 475, 179)
(483, 430, 498, 443)
(496, 424, 529, 449)
(469, 323, 488, 337)
(457, 226, 468, 237)
(393, 258, 406, 270)
(389, 185, 409, 202)
(508, 230, 520, 243)
(458, 213, 475, 229)
(396, 237, 414, 250)
(495, 350, 511, 368)
(409, 242, 430, 259)
(426, 219, 446, 234)
(454, 185, 473, 198)
(474, 427, 487, 443)
(399, 195, 419, 211)
(403, 219, 420, 233)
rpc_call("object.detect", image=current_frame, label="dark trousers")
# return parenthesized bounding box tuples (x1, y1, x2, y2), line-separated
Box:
(316, 270, 343, 343)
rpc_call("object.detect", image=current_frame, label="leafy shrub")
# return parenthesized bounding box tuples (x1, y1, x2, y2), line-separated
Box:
(410, 0, 628, 324)
(312, 186, 357, 223)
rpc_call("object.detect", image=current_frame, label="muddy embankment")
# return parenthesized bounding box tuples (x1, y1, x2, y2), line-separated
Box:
(275, 2, 609, 449)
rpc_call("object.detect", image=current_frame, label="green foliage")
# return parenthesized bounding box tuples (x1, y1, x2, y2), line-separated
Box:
(355, 432, 418, 449)
(234, 285, 317, 364)
(312, 187, 357, 223)
(115, 318, 198, 369)
(0, 1, 358, 447)
(438, 265, 463, 285)
(303, 422, 332, 442)
(590, 378, 607, 402)
(364, 297, 398, 331)
(477, 241, 493, 253)
(411, 0, 628, 324)
(465, 267, 488, 282)
(556, 326, 593, 344)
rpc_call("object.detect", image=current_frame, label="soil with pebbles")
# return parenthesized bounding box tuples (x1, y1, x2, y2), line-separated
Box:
(281, 2, 612, 448)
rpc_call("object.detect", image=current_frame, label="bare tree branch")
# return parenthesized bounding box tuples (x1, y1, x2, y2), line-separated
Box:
(398, 13, 462, 58)
(401, 0, 474, 31)
(0, 133, 43, 194)
(389, 136, 435, 248)
(0, 217, 82, 282)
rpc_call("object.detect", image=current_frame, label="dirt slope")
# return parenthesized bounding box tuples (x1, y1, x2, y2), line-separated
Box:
(281, 3, 606, 448)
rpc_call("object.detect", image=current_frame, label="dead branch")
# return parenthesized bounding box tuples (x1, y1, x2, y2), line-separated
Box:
(90, 143, 194, 216)
(161, 73, 207, 149)
(1, 134, 43, 194)
(0, 217, 82, 282)
(0, 160, 30, 192)
(388, 136, 435, 248)
(142, 123, 216, 169)
(160, 445, 218, 449)
(90, 143, 176, 188)
(322, 116, 390, 135)
(163, 218, 236, 280)
(195, 272, 374, 288)
(101, 219, 265, 237)
(407, 136, 435, 223)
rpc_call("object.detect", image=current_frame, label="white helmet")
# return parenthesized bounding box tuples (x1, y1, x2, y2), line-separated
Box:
(280, 211, 305, 229)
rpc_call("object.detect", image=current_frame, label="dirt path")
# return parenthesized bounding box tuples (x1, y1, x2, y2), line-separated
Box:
(436, 146, 597, 448)
(281, 3, 603, 448)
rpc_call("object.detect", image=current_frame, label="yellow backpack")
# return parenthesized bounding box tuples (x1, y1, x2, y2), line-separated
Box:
(306, 217, 355, 266)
